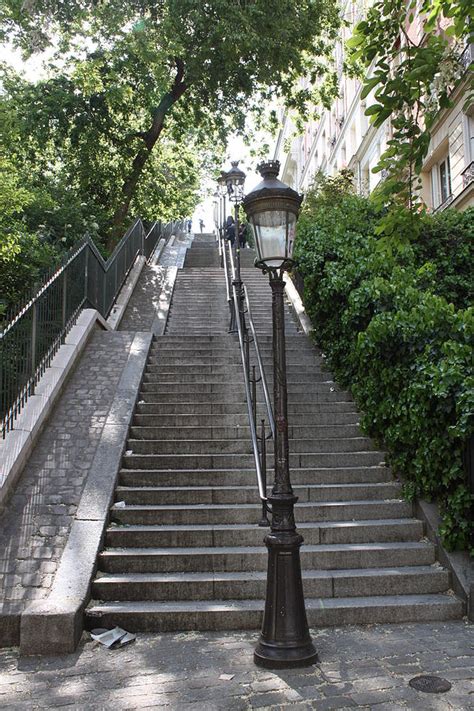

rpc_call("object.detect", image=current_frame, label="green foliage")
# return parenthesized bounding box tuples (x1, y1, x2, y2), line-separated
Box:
(347, 0, 473, 225)
(2, 0, 341, 239)
(294, 174, 474, 551)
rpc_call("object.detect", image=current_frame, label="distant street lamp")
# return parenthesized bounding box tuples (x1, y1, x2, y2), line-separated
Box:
(225, 160, 246, 332)
(243, 160, 318, 669)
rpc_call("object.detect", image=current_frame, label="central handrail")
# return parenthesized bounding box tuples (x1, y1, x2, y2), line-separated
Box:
(243, 284, 275, 440)
(231, 278, 267, 502)
(222, 236, 275, 520)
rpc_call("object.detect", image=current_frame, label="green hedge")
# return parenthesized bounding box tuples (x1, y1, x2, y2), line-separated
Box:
(294, 175, 473, 551)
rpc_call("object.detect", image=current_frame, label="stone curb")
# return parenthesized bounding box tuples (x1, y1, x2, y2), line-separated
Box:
(106, 255, 146, 330)
(415, 499, 473, 619)
(151, 266, 178, 336)
(19, 331, 153, 655)
(0, 309, 109, 510)
(284, 273, 313, 336)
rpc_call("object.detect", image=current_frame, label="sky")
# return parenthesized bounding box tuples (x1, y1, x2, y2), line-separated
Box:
(192, 134, 274, 233)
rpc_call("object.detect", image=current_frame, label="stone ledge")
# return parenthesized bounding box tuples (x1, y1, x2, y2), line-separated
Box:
(106, 255, 146, 330)
(415, 499, 473, 619)
(284, 273, 313, 336)
(0, 309, 109, 510)
(20, 331, 153, 655)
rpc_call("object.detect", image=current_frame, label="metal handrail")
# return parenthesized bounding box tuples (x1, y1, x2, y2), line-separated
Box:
(231, 278, 267, 503)
(243, 284, 275, 440)
(225, 239, 274, 437)
(1, 217, 174, 438)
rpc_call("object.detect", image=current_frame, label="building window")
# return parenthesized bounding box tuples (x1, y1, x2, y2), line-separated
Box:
(439, 156, 452, 204)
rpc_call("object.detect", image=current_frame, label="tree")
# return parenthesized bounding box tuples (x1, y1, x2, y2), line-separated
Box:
(347, 0, 473, 239)
(1, 57, 221, 252)
(2, 1, 340, 248)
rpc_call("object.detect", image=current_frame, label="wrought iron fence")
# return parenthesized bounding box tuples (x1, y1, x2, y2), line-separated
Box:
(0, 217, 173, 438)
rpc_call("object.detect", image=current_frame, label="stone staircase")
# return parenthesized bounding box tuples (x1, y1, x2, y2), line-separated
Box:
(86, 238, 463, 632)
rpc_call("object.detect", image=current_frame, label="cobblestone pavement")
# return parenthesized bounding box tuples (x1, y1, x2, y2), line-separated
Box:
(0, 622, 472, 709)
(0, 332, 135, 629)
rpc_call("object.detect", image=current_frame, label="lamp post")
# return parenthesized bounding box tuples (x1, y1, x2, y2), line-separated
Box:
(225, 160, 246, 333)
(243, 160, 317, 669)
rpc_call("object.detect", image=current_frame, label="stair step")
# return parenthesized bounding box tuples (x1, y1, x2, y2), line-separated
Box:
(119, 466, 393, 487)
(129, 424, 364, 439)
(135, 402, 358, 416)
(92, 565, 448, 601)
(98, 541, 435, 573)
(126, 437, 375, 455)
(114, 482, 401, 505)
(122, 451, 385, 469)
(105, 519, 423, 548)
(86, 594, 462, 632)
(110, 500, 412, 525)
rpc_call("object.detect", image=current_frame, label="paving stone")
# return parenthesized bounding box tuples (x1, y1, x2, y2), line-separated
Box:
(0, 331, 135, 623)
(0, 623, 470, 709)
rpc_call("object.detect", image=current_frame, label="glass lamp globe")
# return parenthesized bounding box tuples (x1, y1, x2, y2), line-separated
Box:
(242, 161, 302, 270)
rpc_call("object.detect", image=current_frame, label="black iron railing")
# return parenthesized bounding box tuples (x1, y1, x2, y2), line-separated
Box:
(0, 218, 180, 438)
(223, 236, 274, 525)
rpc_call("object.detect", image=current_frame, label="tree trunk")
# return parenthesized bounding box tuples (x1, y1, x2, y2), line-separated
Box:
(106, 59, 187, 252)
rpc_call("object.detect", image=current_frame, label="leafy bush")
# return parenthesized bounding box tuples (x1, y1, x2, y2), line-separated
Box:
(294, 174, 473, 551)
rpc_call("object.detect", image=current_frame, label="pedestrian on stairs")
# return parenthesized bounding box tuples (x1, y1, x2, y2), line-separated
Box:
(225, 215, 235, 247)
(199, 218, 204, 233)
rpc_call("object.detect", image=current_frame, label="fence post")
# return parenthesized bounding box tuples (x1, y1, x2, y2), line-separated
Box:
(84, 245, 89, 306)
(62, 269, 67, 333)
(31, 301, 38, 393)
(140, 221, 145, 256)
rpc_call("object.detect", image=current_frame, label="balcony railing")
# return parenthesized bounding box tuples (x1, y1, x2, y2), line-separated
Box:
(433, 194, 454, 213)
(461, 161, 474, 189)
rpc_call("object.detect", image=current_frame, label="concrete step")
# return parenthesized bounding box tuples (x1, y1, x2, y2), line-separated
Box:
(86, 594, 462, 632)
(114, 482, 401, 505)
(143, 367, 332, 382)
(138, 387, 353, 403)
(105, 518, 422, 548)
(133, 402, 360, 426)
(135, 402, 358, 416)
(97, 541, 434, 574)
(129, 424, 364, 439)
(122, 451, 385, 469)
(118, 466, 393, 488)
(92, 565, 448, 602)
(126, 437, 376, 455)
(110, 500, 411, 526)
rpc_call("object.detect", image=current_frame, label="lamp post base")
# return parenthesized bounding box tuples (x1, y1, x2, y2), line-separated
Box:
(254, 499, 318, 669)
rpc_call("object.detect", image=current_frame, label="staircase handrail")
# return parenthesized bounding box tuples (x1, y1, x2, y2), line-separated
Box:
(225, 240, 274, 438)
(243, 284, 275, 440)
(1, 217, 173, 438)
(224, 239, 275, 519)
(230, 277, 268, 503)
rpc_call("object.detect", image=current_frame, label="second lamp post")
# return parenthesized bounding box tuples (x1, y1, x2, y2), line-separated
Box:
(225, 160, 246, 333)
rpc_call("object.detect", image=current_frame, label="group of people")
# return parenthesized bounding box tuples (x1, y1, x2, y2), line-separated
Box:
(224, 215, 249, 248)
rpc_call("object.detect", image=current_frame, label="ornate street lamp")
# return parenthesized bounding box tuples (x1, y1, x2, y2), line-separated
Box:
(224, 160, 246, 332)
(243, 160, 317, 669)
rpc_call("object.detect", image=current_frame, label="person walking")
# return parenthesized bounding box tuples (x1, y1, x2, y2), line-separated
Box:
(199, 218, 204, 233)
(239, 222, 248, 248)
(225, 215, 235, 247)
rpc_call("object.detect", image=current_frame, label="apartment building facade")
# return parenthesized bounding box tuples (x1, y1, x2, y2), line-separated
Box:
(273, 0, 473, 213)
